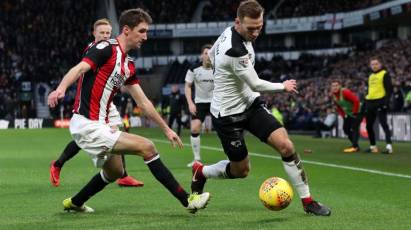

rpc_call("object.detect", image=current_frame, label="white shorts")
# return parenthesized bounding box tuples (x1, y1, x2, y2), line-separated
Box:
(108, 103, 123, 127)
(70, 114, 122, 168)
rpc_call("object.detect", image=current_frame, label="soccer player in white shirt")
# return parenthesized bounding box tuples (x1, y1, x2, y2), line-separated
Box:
(190, 0, 330, 216)
(184, 44, 214, 167)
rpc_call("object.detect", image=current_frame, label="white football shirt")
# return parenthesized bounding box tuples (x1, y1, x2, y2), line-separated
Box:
(209, 26, 284, 117)
(185, 64, 214, 103)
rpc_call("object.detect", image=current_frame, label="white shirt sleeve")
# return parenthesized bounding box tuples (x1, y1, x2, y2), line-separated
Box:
(230, 54, 284, 92)
(208, 46, 215, 67)
(185, 69, 194, 83)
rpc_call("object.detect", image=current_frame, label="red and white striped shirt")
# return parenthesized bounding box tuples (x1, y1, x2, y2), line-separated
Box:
(73, 38, 139, 123)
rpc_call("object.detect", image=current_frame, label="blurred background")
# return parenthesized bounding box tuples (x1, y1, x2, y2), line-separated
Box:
(0, 0, 410, 140)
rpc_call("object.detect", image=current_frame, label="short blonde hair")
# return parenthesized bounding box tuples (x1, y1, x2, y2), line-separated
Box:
(93, 18, 111, 31)
(237, 0, 264, 20)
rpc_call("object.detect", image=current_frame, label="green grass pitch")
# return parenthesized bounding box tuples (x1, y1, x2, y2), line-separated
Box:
(1, 127, 410, 229)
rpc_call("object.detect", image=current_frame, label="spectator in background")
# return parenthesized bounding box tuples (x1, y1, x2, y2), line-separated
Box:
(364, 57, 393, 154)
(313, 107, 337, 138)
(331, 80, 361, 153)
(168, 84, 184, 136)
(405, 90, 411, 111)
(38, 83, 46, 106)
(391, 85, 404, 112)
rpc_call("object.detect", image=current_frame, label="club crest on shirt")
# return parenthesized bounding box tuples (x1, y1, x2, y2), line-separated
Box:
(239, 56, 249, 67)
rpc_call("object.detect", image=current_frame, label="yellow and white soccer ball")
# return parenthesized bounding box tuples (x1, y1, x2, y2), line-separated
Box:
(259, 177, 293, 211)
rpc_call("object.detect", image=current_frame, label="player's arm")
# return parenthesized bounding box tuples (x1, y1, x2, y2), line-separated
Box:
(48, 41, 112, 108)
(125, 84, 183, 148)
(48, 61, 91, 108)
(383, 72, 393, 101)
(342, 89, 360, 115)
(231, 55, 297, 93)
(184, 69, 196, 115)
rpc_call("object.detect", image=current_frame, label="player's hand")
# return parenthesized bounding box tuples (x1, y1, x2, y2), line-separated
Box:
(164, 128, 183, 149)
(48, 89, 65, 108)
(188, 103, 197, 115)
(283, 80, 298, 94)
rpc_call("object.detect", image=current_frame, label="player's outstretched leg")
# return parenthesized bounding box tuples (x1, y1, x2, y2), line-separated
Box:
(191, 157, 248, 194)
(64, 155, 124, 212)
(115, 132, 210, 213)
(268, 128, 331, 216)
(191, 120, 251, 193)
(116, 154, 144, 187)
(50, 140, 81, 187)
(145, 153, 210, 213)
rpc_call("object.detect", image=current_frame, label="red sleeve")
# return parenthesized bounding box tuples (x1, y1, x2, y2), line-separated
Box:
(82, 57, 97, 71)
(124, 75, 140, 85)
(342, 89, 360, 114)
(82, 41, 112, 72)
(335, 103, 345, 117)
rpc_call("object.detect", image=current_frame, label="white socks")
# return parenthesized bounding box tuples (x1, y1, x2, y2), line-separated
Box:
(202, 160, 230, 179)
(190, 135, 201, 161)
(282, 156, 311, 199)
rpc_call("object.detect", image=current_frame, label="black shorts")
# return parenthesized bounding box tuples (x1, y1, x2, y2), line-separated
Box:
(212, 97, 283, 162)
(191, 103, 211, 122)
(365, 98, 387, 113)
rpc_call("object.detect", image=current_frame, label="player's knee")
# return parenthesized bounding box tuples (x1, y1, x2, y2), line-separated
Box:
(111, 168, 124, 180)
(140, 140, 157, 157)
(191, 126, 200, 134)
(191, 122, 201, 133)
(102, 168, 123, 182)
(277, 139, 294, 156)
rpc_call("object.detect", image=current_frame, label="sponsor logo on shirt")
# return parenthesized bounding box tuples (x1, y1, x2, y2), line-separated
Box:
(110, 72, 126, 88)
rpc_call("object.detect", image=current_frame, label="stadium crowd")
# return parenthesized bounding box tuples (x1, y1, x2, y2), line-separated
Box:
(275, 0, 392, 18)
(115, 0, 197, 23)
(114, 0, 389, 22)
(160, 39, 411, 130)
(263, 39, 411, 129)
(0, 0, 97, 119)
(1, 0, 410, 132)
(201, 0, 390, 21)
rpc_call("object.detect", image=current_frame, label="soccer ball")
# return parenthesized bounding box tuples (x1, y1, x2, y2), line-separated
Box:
(259, 177, 293, 211)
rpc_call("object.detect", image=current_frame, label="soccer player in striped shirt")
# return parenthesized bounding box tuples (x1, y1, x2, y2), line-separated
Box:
(49, 18, 144, 187)
(48, 9, 210, 213)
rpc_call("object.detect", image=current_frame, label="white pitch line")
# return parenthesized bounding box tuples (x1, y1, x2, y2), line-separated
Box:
(152, 138, 411, 179)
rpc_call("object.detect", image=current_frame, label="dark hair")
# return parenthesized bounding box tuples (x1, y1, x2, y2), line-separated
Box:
(331, 79, 341, 85)
(201, 44, 212, 53)
(119, 8, 152, 31)
(369, 56, 382, 63)
(237, 0, 264, 20)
